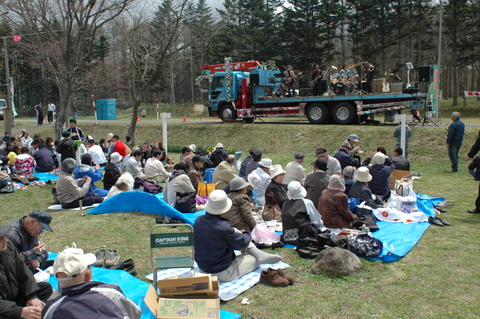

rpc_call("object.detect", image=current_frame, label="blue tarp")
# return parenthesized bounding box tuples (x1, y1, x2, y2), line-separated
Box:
(86, 191, 444, 262)
(46, 254, 240, 319)
(87, 191, 205, 225)
(365, 194, 444, 262)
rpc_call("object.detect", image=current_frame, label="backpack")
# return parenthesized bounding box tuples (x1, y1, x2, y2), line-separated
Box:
(0, 172, 15, 193)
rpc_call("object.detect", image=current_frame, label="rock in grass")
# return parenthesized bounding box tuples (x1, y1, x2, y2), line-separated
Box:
(311, 247, 362, 277)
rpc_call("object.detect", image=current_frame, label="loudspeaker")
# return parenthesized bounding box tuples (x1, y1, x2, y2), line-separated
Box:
(299, 78, 310, 88)
(418, 66, 433, 83)
(250, 73, 259, 86)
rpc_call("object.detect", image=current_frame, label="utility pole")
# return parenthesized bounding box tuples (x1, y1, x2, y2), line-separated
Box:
(3, 37, 13, 134)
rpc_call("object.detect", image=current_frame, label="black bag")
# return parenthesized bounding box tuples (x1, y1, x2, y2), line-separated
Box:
(175, 191, 197, 213)
(349, 233, 383, 257)
(52, 187, 60, 204)
(0, 175, 15, 193)
(354, 206, 379, 232)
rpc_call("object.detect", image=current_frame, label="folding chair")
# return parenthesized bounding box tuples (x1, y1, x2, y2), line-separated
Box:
(150, 224, 195, 292)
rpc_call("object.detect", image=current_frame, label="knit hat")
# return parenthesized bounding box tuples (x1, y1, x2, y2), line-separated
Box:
(259, 158, 272, 168)
(327, 175, 346, 192)
(69, 118, 77, 123)
(355, 167, 372, 183)
(287, 181, 307, 200)
(372, 152, 387, 165)
(230, 177, 250, 191)
(54, 243, 96, 281)
(312, 158, 328, 171)
(205, 190, 232, 215)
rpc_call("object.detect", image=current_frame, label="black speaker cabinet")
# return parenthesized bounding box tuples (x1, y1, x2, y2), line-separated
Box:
(250, 73, 259, 86)
(418, 66, 433, 83)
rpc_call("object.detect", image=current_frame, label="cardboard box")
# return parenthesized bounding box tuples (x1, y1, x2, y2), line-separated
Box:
(157, 274, 212, 295)
(145, 274, 220, 319)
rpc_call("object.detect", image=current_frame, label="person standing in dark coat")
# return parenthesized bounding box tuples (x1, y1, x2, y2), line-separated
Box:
(0, 225, 52, 319)
(446, 111, 465, 172)
(209, 143, 229, 167)
(56, 131, 78, 162)
(35, 103, 43, 126)
(364, 62, 375, 93)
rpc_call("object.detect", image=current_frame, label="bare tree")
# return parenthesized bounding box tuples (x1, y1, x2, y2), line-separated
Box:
(1, 0, 134, 139)
(117, 0, 192, 145)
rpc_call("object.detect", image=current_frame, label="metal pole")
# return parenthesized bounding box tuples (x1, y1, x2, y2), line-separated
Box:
(436, 0, 443, 123)
(3, 37, 12, 133)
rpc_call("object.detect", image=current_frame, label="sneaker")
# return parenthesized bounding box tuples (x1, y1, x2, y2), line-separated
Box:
(260, 270, 289, 287)
(268, 268, 294, 285)
(467, 209, 480, 214)
(105, 249, 120, 268)
(93, 249, 106, 267)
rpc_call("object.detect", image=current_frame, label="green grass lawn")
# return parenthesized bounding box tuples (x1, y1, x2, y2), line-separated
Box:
(1, 118, 480, 318)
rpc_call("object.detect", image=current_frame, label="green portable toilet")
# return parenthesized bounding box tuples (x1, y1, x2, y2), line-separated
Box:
(96, 99, 117, 120)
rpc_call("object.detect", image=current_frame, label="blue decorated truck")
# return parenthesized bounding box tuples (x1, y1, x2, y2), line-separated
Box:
(196, 59, 425, 124)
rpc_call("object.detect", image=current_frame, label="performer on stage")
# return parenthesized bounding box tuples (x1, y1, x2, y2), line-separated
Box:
(364, 62, 375, 93)
(283, 65, 297, 97)
(311, 65, 324, 96)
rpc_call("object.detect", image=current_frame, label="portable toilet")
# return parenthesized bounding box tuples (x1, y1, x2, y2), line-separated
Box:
(96, 99, 117, 120)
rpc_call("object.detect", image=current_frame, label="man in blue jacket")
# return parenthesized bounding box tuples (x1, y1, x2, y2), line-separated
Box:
(446, 111, 465, 172)
(194, 190, 282, 282)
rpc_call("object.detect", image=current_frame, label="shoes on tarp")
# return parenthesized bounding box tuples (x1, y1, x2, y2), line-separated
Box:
(105, 249, 120, 268)
(110, 258, 137, 276)
(93, 249, 106, 267)
(260, 269, 289, 287)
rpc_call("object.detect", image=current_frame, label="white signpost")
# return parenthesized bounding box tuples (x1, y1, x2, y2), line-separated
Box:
(161, 113, 171, 155)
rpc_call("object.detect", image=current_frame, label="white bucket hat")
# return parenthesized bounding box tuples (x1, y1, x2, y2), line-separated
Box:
(215, 143, 223, 149)
(270, 164, 286, 179)
(205, 190, 232, 215)
(259, 158, 272, 168)
(287, 181, 307, 200)
(355, 167, 372, 183)
(110, 152, 122, 164)
(54, 243, 97, 281)
(230, 177, 250, 191)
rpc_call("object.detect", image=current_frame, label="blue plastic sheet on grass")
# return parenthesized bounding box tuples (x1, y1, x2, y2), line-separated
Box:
(45, 256, 240, 319)
(86, 191, 205, 225)
(33, 172, 59, 183)
(364, 193, 444, 262)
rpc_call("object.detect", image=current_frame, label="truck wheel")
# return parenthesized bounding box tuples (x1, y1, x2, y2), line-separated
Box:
(333, 102, 356, 124)
(219, 104, 237, 121)
(306, 103, 329, 124)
